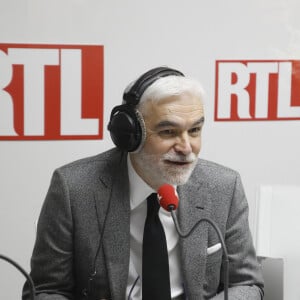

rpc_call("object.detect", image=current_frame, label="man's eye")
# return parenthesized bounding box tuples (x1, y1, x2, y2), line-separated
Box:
(189, 127, 202, 136)
(158, 129, 176, 137)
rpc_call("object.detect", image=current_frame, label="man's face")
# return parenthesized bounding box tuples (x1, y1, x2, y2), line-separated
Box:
(130, 93, 204, 190)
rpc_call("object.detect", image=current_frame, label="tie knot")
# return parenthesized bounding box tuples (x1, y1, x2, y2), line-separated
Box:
(147, 193, 160, 215)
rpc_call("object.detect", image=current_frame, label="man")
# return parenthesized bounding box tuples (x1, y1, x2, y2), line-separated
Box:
(23, 67, 264, 299)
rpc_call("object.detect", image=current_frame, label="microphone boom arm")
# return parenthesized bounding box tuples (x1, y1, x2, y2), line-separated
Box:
(0, 254, 36, 300)
(170, 210, 229, 300)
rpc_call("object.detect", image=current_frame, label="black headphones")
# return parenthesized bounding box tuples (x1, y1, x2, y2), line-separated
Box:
(107, 66, 184, 152)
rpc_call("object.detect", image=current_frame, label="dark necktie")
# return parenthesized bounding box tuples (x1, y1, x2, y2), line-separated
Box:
(142, 193, 171, 300)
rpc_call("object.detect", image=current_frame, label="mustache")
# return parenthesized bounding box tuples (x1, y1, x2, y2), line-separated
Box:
(162, 152, 197, 163)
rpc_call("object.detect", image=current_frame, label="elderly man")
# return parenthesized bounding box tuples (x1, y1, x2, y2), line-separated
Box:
(23, 67, 264, 300)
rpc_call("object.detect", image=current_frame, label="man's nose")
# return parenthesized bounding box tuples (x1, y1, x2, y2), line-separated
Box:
(174, 133, 192, 155)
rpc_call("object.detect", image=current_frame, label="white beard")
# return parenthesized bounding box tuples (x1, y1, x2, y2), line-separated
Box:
(132, 149, 198, 188)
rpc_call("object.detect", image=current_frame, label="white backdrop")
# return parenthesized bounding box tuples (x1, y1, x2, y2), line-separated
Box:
(0, 0, 300, 299)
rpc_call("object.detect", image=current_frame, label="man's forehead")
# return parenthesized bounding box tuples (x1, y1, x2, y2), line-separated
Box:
(141, 93, 204, 126)
(154, 98, 204, 115)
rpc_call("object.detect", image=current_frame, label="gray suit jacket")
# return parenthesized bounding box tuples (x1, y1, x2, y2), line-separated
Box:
(23, 148, 264, 300)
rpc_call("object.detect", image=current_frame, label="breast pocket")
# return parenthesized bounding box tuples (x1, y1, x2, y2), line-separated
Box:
(204, 243, 223, 298)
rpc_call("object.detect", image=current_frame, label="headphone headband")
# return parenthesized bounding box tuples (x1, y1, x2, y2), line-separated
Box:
(123, 66, 184, 106)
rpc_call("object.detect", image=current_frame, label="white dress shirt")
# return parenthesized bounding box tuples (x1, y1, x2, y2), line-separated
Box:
(126, 155, 184, 299)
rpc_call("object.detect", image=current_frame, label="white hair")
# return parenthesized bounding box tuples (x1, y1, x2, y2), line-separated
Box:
(137, 75, 205, 112)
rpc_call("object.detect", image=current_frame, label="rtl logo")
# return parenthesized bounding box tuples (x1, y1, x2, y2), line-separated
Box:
(215, 60, 300, 121)
(0, 44, 104, 140)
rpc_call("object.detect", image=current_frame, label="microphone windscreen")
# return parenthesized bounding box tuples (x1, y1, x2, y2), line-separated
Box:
(157, 184, 179, 211)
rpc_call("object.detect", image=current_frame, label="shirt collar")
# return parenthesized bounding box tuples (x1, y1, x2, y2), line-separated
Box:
(127, 155, 155, 211)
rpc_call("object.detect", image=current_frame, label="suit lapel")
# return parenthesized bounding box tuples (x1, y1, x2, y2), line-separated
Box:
(94, 151, 130, 299)
(177, 173, 212, 299)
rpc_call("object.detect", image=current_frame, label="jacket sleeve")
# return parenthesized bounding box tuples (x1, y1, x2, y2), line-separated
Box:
(211, 173, 264, 300)
(22, 170, 74, 300)
(210, 285, 263, 300)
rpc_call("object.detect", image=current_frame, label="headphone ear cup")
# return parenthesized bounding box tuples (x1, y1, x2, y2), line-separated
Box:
(108, 105, 145, 152)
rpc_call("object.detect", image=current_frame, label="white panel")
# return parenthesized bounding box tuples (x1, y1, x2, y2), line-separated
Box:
(256, 185, 300, 300)
(256, 186, 274, 257)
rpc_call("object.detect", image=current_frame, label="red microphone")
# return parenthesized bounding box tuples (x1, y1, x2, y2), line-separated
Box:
(157, 184, 179, 211)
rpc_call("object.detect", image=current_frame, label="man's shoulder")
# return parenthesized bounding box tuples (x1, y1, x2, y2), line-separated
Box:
(197, 158, 237, 174)
(55, 148, 123, 178)
(188, 159, 244, 204)
(194, 158, 240, 185)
